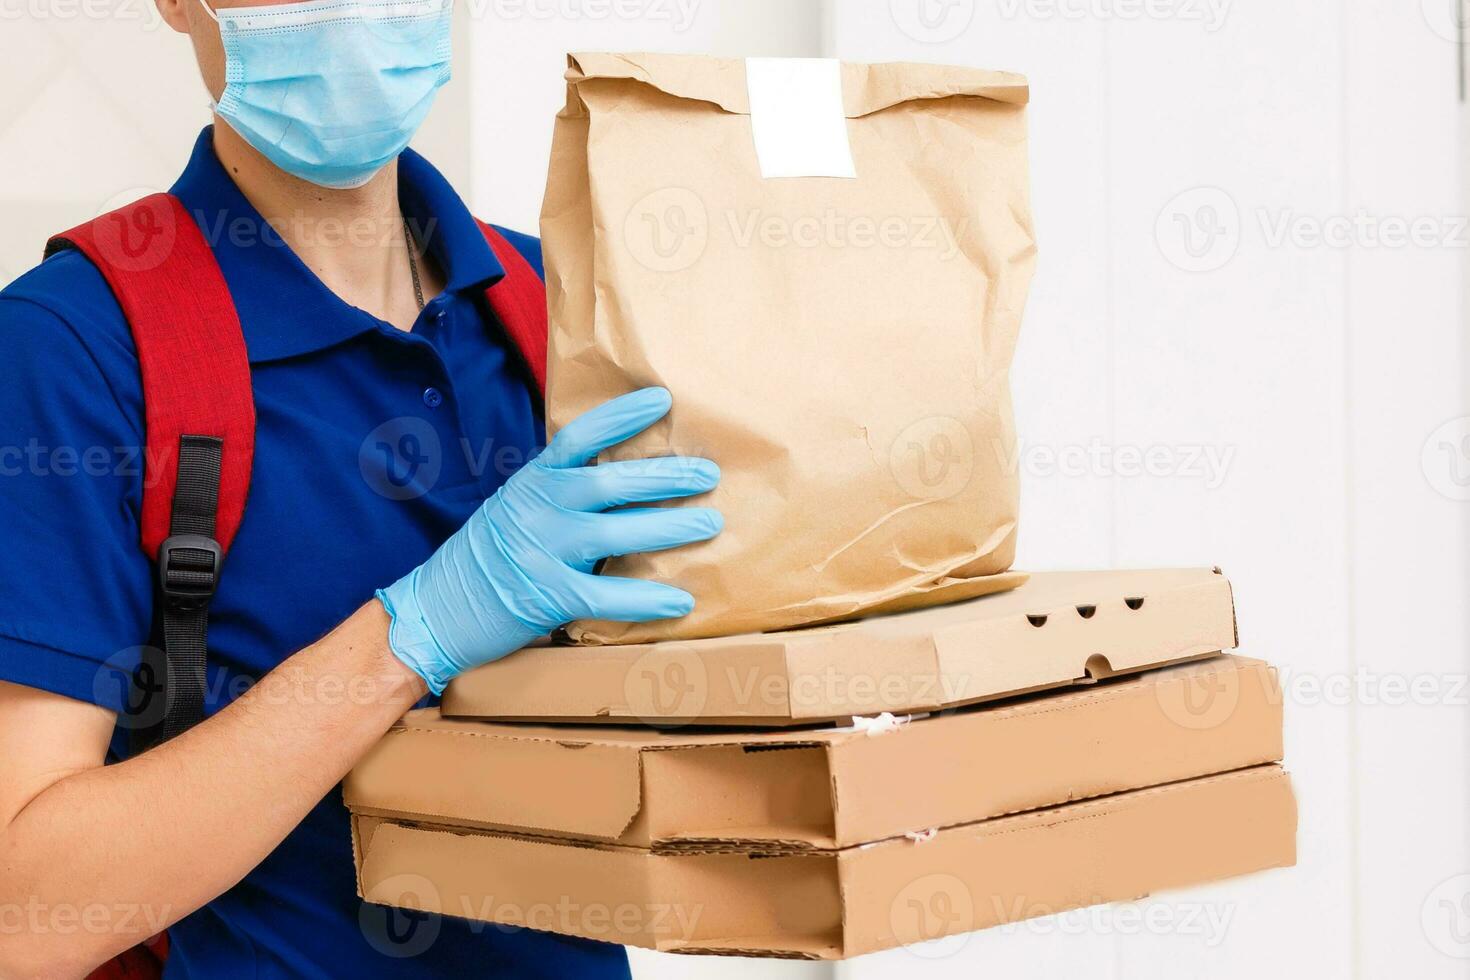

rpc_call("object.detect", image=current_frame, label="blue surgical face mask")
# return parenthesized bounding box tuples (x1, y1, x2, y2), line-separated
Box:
(198, 0, 453, 189)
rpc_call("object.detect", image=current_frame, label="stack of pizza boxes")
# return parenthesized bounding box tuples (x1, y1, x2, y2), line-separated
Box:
(344, 567, 1295, 959)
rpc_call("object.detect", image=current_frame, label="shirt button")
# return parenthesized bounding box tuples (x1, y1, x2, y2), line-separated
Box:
(422, 387, 444, 409)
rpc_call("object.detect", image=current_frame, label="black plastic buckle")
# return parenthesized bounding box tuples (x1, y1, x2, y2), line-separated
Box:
(158, 534, 223, 613)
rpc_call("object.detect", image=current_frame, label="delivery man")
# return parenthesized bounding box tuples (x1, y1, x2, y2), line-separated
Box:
(0, 0, 722, 977)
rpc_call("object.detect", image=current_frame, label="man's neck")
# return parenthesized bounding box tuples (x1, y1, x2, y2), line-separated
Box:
(211, 121, 445, 332)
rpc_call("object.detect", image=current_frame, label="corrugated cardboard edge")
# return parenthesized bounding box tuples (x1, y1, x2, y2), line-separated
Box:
(360, 656, 1281, 851)
(442, 567, 1241, 726)
(343, 724, 647, 843)
(1218, 565, 1242, 649)
(824, 656, 1283, 846)
(830, 765, 1296, 958)
(353, 766, 1296, 960)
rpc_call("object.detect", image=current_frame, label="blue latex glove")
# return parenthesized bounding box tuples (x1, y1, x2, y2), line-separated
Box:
(378, 387, 722, 694)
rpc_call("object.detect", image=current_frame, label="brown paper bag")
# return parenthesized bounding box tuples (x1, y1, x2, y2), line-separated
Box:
(541, 53, 1036, 644)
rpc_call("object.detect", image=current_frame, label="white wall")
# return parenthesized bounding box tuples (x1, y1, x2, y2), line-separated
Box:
(827, 1, 1470, 978)
(3, 2, 1464, 977)
(0, 11, 200, 286)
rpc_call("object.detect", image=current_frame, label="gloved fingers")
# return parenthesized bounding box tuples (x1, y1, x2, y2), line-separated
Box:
(569, 507, 723, 564)
(571, 574, 697, 623)
(550, 457, 720, 511)
(542, 387, 673, 469)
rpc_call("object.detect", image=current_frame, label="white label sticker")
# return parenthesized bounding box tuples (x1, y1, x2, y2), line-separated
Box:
(745, 57, 857, 180)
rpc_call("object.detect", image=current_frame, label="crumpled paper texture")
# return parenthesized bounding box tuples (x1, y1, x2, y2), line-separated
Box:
(541, 53, 1036, 644)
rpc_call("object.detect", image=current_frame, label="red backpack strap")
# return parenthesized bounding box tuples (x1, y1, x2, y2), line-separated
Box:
(46, 193, 255, 559)
(46, 193, 255, 744)
(476, 221, 548, 399)
(85, 933, 168, 980)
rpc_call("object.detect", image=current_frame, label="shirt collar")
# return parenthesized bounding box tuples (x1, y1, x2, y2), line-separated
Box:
(170, 127, 505, 363)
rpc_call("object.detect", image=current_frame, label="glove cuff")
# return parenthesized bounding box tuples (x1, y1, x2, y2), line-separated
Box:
(377, 573, 457, 697)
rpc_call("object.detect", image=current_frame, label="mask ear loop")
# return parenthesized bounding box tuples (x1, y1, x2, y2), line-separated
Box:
(198, 0, 223, 116)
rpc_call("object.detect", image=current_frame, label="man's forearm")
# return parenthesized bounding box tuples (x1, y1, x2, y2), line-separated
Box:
(0, 601, 426, 978)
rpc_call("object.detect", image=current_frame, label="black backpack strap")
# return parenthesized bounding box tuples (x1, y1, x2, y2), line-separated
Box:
(156, 436, 228, 741)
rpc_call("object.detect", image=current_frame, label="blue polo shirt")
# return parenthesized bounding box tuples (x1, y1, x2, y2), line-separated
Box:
(0, 128, 630, 979)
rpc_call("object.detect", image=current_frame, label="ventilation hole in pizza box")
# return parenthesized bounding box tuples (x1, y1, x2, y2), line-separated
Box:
(1075, 604, 1097, 620)
(1125, 596, 1146, 611)
(742, 744, 816, 754)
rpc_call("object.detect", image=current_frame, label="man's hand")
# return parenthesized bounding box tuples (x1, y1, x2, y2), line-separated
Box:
(0, 604, 426, 979)
(378, 386, 722, 694)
